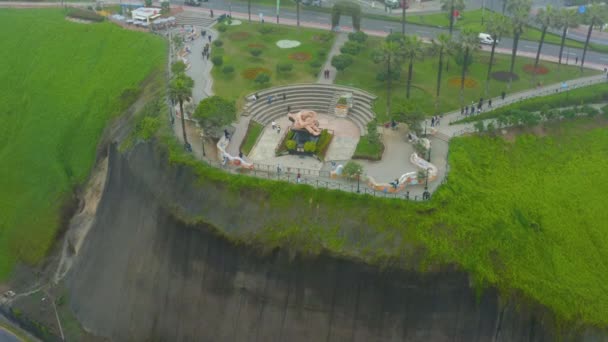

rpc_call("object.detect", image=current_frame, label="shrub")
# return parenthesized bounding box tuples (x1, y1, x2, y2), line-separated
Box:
(303, 141, 316, 153)
(602, 104, 608, 117)
(474, 121, 485, 132)
(414, 140, 428, 156)
(331, 54, 353, 71)
(276, 63, 293, 73)
(581, 105, 599, 117)
(254, 73, 270, 85)
(217, 24, 228, 32)
(348, 31, 368, 43)
(318, 50, 327, 58)
(171, 61, 187, 75)
(259, 26, 273, 34)
(160, 1, 170, 14)
(366, 120, 380, 145)
(309, 60, 322, 68)
(212, 56, 223, 66)
(315, 129, 333, 160)
(250, 48, 263, 57)
(340, 41, 363, 55)
(66, 8, 104, 22)
(286, 140, 297, 151)
(213, 39, 224, 47)
(144, 0, 152, 6)
(222, 65, 234, 74)
(343, 161, 363, 178)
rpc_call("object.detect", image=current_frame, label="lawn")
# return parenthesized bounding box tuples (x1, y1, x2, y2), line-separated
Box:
(240, 120, 264, 155)
(211, 22, 335, 108)
(334, 35, 599, 122)
(352, 136, 384, 160)
(0, 9, 166, 280)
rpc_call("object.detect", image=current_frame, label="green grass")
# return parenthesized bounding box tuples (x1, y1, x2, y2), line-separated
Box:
(161, 114, 608, 327)
(335, 36, 599, 122)
(241, 120, 264, 155)
(352, 136, 384, 160)
(0, 9, 166, 280)
(211, 22, 334, 108)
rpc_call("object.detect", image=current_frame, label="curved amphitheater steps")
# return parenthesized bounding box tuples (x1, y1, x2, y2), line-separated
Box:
(175, 11, 216, 28)
(243, 84, 377, 135)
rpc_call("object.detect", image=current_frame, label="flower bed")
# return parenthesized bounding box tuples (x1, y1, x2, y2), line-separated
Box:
(448, 77, 478, 88)
(288, 52, 312, 61)
(523, 64, 550, 75)
(241, 67, 272, 80)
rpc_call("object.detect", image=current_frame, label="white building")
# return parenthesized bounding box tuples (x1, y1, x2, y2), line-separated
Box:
(131, 7, 161, 23)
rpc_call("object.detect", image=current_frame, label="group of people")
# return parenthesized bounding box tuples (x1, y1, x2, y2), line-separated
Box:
(202, 43, 211, 59)
(322, 69, 331, 79)
(271, 121, 282, 134)
(430, 115, 442, 127)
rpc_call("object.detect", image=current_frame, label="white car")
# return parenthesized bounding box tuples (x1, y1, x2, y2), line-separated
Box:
(478, 33, 497, 45)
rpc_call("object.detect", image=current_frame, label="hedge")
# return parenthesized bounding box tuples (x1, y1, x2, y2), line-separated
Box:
(66, 8, 105, 22)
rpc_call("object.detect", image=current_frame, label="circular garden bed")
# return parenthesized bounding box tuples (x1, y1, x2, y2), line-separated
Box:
(247, 43, 265, 49)
(491, 71, 519, 82)
(523, 64, 550, 75)
(276, 40, 301, 48)
(448, 77, 478, 88)
(229, 31, 250, 41)
(288, 52, 312, 61)
(242, 67, 272, 80)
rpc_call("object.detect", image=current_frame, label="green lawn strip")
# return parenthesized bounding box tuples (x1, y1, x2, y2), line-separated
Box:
(240, 120, 264, 155)
(352, 136, 384, 160)
(0, 9, 166, 279)
(211, 21, 334, 110)
(161, 114, 608, 327)
(335, 36, 598, 122)
(454, 82, 608, 124)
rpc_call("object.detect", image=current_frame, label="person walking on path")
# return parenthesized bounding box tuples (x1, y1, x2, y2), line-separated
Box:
(575, 55, 579, 64)
(210, 9, 214, 18)
(267, 95, 273, 105)
(501, 91, 506, 100)
(431, 116, 435, 127)
(297, 172, 301, 183)
(282, 93, 286, 101)
(271, 121, 276, 130)
(208, 35, 212, 43)
(277, 125, 281, 134)
(488, 99, 492, 108)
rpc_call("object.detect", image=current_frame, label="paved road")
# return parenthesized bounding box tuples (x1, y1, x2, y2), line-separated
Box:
(189, 0, 608, 66)
(0, 327, 21, 342)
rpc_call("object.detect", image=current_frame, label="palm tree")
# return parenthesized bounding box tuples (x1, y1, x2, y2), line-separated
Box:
(581, 4, 607, 71)
(457, 29, 479, 105)
(484, 14, 511, 96)
(431, 33, 453, 102)
(440, 0, 465, 36)
(403, 35, 424, 99)
(248, 0, 251, 22)
(506, 0, 532, 89)
(534, 6, 555, 69)
(169, 73, 194, 148)
(373, 41, 404, 117)
(401, 0, 406, 35)
(555, 8, 579, 67)
(296, 0, 301, 27)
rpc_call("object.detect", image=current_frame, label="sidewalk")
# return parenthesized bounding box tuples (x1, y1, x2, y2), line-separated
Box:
(317, 32, 348, 84)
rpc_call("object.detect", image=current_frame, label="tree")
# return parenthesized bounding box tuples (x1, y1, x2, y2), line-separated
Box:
(484, 14, 511, 96)
(392, 99, 425, 135)
(372, 41, 404, 118)
(431, 33, 453, 104)
(440, 0, 465, 35)
(555, 8, 579, 67)
(331, 54, 354, 71)
(343, 161, 363, 179)
(581, 4, 607, 71)
(171, 61, 186, 75)
(534, 6, 556, 70)
(169, 74, 194, 148)
(457, 29, 479, 105)
(506, 0, 532, 89)
(403, 35, 425, 99)
(254, 73, 270, 85)
(193, 96, 236, 139)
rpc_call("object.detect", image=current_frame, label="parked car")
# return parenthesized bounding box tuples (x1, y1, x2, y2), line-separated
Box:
(478, 33, 497, 45)
(301, 0, 322, 6)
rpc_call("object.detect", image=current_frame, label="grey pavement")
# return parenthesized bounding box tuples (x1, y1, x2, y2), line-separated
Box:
(317, 32, 348, 84)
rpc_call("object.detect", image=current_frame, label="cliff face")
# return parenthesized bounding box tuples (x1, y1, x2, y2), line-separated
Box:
(64, 143, 588, 341)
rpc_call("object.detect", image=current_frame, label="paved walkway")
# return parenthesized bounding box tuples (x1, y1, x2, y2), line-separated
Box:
(317, 32, 348, 84)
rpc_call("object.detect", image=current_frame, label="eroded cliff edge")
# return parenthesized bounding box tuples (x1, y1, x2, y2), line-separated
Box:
(65, 143, 600, 341)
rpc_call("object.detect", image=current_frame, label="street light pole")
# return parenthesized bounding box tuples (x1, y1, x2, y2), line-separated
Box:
(200, 132, 206, 157)
(357, 173, 360, 193)
(423, 168, 431, 200)
(276, 0, 280, 24)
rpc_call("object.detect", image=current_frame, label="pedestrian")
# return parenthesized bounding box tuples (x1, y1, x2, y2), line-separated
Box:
(461, 107, 464, 115)
(431, 116, 435, 127)
(501, 91, 506, 100)
(575, 55, 578, 64)
(210, 9, 214, 18)
(287, 105, 291, 113)
(224, 129, 229, 139)
(201, 29, 206, 37)
(267, 96, 272, 105)
(464, 106, 469, 116)
(436, 115, 441, 126)
(277, 164, 281, 175)
(391, 118, 397, 130)
(326, 70, 330, 79)
(208, 35, 212, 42)
(488, 99, 492, 108)
(206, 53, 210, 60)
(271, 121, 276, 130)
(297, 172, 301, 183)
(277, 125, 281, 134)
(239, 151, 243, 159)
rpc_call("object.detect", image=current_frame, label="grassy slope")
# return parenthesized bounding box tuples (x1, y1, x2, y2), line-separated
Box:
(241, 121, 264, 155)
(164, 116, 608, 326)
(0, 9, 166, 279)
(211, 22, 334, 107)
(335, 36, 598, 121)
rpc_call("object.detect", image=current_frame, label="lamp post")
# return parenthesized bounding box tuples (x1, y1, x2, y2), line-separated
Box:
(422, 168, 431, 200)
(427, 146, 431, 162)
(276, 0, 280, 23)
(424, 119, 427, 137)
(356, 173, 361, 193)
